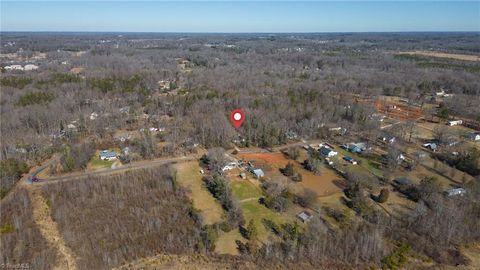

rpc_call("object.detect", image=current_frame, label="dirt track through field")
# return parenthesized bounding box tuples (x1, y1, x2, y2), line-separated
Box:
(27, 187, 78, 270)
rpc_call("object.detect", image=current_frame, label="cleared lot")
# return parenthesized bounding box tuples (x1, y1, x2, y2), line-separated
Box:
(174, 161, 224, 225)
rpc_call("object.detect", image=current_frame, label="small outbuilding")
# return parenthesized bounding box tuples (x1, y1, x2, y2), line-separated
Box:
(297, 211, 312, 223)
(343, 156, 357, 165)
(253, 169, 265, 179)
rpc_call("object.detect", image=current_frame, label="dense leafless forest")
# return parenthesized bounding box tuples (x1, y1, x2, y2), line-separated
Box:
(1, 32, 479, 269)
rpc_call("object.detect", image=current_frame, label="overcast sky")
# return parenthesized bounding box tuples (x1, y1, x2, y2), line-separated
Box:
(2, 1, 479, 32)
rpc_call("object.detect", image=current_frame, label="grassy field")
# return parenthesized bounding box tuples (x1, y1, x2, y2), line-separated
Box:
(174, 161, 224, 225)
(214, 230, 242, 255)
(240, 200, 294, 242)
(239, 152, 343, 197)
(230, 180, 262, 201)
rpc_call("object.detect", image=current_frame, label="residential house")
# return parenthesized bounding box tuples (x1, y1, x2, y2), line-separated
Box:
(445, 188, 466, 197)
(319, 146, 338, 158)
(99, 150, 117, 161)
(24, 64, 39, 71)
(4, 65, 23, 71)
(468, 132, 480, 141)
(346, 143, 366, 153)
(222, 162, 238, 172)
(423, 142, 438, 152)
(447, 120, 463, 126)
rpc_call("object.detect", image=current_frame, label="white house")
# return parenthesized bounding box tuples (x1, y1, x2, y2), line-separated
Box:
(24, 64, 39, 71)
(445, 188, 466, 197)
(4, 65, 23, 71)
(222, 162, 238, 172)
(99, 150, 117, 161)
(447, 120, 463, 126)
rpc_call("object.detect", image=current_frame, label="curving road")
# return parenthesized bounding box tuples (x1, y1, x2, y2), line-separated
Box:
(27, 155, 198, 186)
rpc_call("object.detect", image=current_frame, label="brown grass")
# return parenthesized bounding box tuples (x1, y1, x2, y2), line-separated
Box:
(240, 152, 343, 197)
(399, 51, 480, 62)
(174, 161, 224, 225)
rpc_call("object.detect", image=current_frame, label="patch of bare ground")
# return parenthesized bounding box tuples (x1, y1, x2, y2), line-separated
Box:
(399, 51, 480, 62)
(28, 187, 78, 270)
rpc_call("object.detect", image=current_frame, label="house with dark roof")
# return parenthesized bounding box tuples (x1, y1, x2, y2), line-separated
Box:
(319, 146, 338, 157)
(99, 150, 117, 161)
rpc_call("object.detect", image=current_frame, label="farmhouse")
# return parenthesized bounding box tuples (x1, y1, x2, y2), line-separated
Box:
(447, 120, 462, 126)
(297, 211, 312, 223)
(468, 132, 480, 141)
(99, 150, 117, 161)
(445, 188, 466, 197)
(319, 146, 338, 157)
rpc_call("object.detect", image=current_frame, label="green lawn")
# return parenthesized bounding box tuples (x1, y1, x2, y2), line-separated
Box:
(231, 180, 262, 200)
(240, 200, 293, 242)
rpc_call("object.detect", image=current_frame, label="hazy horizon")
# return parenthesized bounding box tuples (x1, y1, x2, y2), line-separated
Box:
(2, 1, 479, 32)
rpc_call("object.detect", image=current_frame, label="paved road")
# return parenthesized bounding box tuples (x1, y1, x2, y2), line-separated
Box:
(29, 155, 197, 186)
(27, 139, 319, 187)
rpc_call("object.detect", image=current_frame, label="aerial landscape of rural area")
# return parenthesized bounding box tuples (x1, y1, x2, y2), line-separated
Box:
(0, 1, 479, 270)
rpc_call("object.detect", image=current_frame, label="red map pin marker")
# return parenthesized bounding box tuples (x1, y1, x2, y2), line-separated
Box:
(230, 109, 245, 129)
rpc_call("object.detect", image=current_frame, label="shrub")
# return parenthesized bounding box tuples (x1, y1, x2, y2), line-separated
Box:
(0, 76, 32, 89)
(377, 188, 390, 203)
(16, 91, 54, 106)
(296, 188, 318, 208)
(281, 163, 295, 177)
(382, 243, 410, 270)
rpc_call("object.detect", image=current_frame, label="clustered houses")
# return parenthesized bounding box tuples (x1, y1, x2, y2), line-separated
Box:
(3, 64, 39, 71)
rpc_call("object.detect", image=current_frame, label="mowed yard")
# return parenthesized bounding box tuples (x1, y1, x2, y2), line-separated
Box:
(173, 161, 223, 225)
